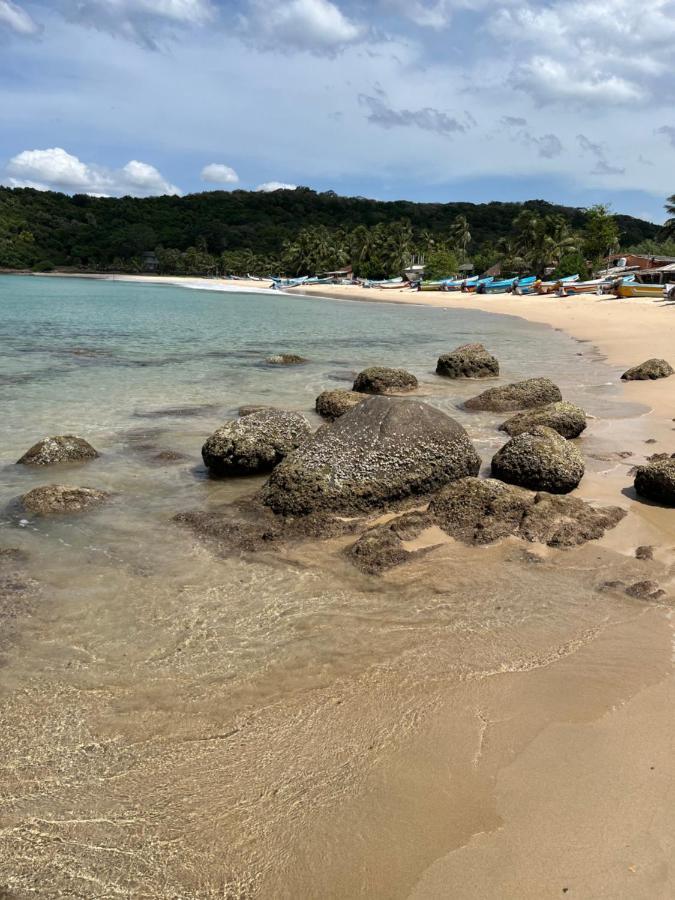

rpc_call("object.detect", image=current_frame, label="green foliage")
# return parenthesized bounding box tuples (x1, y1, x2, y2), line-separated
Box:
(553, 251, 590, 279)
(424, 249, 459, 280)
(582, 204, 620, 263)
(0, 186, 660, 275)
(625, 237, 675, 257)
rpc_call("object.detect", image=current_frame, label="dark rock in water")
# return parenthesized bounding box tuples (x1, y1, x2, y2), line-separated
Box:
(20, 484, 110, 515)
(429, 477, 625, 548)
(265, 353, 307, 365)
(133, 404, 219, 419)
(625, 580, 665, 600)
(634, 458, 675, 506)
(0, 547, 29, 566)
(315, 389, 363, 421)
(491, 426, 584, 494)
(202, 410, 311, 476)
(352, 366, 418, 395)
(238, 405, 277, 417)
(262, 396, 481, 516)
(465, 378, 562, 412)
(499, 401, 587, 439)
(645, 438, 657, 444)
(430, 477, 531, 545)
(621, 358, 673, 381)
(17, 435, 99, 466)
(635, 545, 654, 560)
(150, 449, 189, 465)
(175, 505, 360, 554)
(436, 343, 499, 379)
(345, 511, 433, 575)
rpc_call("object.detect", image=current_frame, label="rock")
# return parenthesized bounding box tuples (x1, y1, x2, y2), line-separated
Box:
(202, 410, 311, 476)
(625, 580, 665, 600)
(265, 354, 307, 365)
(499, 401, 587, 439)
(352, 367, 418, 395)
(465, 378, 562, 412)
(635, 545, 654, 560)
(16, 435, 99, 466)
(429, 477, 531, 545)
(634, 458, 675, 506)
(262, 396, 481, 516)
(315, 389, 363, 421)
(345, 511, 433, 575)
(20, 485, 110, 515)
(491, 426, 584, 494)
(429, 477, 625, 548)
(621, 359, 673, 381)
(175, 505, 360, 555)
(435, 343, 499, 379)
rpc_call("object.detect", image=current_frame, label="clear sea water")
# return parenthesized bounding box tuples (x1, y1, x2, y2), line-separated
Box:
(0, 274, 650, 897)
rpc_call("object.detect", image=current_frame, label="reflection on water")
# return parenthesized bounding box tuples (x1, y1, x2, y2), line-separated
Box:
(0, 275, 658, 897)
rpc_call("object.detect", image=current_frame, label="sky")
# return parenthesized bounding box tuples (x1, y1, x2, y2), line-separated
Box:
(1, 0, 674, 222)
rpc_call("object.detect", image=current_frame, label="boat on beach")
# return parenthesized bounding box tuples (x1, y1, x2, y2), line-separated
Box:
(615, 282, 667, 299)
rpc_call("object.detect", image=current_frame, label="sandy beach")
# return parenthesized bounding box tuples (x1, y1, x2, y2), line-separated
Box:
(3, 272, 674, 898)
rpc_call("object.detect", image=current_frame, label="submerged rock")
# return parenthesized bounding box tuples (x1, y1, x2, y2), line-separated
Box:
(499, 401, 587, 439)
(345, 511, 433, 575)
(634, 458, 675, 506)
(265, 353, 307, 365)
(465, 378, 562, 412)
(491, 426, 584, 493)
(429, 476, 625, 548)
(625, 580, 665, 600)
(352, 366, 418, 395)
(315, 389, 363, 421)
(262, 396, 481, 515)
(635, 545, 654, 560)
(17, 435, 99, 466)
(202, 410, 311, 476)
(238, 405, 277, 417)
(20, 484, 110, 515)
(621, 359, 673, 381)
(436, 343, 499, 379)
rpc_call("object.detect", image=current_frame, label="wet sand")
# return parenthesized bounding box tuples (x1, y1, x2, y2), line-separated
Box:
(2, 273, 675, 898)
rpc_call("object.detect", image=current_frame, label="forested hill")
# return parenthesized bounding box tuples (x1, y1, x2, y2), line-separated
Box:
(0, 184, 661, 273)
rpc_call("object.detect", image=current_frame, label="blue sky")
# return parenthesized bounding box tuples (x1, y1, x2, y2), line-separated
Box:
(1, 0, 674, 222)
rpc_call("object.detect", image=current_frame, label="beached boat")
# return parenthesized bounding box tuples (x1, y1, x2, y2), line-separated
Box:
(270, 276, 309, 289)
(535, 274, 580, 295)
(363, 277, 405, 289)
(615, 283, 666, 299)
(555, 279, 607, 295)
(477, 275, 535, 294)
(463, 276, 494, 293)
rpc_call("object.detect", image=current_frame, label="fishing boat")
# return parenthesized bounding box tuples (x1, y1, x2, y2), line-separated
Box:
(555, 278, 608, 295)
(269, 275, 309, 289)
(615, 283, 665, 299)
(462, 276, 494, 294)
(460, 276, 480, 292)
(536, 274, 580, 294)
(477, 275, 533, 294)
(363, 276, 405, 289)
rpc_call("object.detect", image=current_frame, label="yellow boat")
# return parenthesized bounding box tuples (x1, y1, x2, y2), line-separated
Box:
(616, 283, 665, 298)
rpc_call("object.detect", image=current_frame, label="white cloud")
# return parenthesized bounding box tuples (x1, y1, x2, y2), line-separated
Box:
(59, 0, 215, 46)
(201, 162, 239, 184)
(511, 57, 644, 106)
(0, 0, 39, 34)
(240, 0, 363, 55)
(255, 181, 297, 192)
(5, 147, 181, 196)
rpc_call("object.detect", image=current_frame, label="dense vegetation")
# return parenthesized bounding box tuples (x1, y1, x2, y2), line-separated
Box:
(0, 185, 664, 278)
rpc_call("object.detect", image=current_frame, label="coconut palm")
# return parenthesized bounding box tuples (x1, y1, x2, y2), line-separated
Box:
(449, 215, 472, 261)
(663, 194, 675, 238)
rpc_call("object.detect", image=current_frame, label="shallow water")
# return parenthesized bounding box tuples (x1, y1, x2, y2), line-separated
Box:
(0, 275, 662, 898)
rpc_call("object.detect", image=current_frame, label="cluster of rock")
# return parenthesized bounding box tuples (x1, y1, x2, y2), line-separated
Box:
(315, 389, 362, 421)
(499, 401, 587, 439)
(17, 435, 98, 466)
(491, 426, 585, 493)
(265, 353, 307, 365)
(464, 377, 562, 412)
(621, 359, 673, 381)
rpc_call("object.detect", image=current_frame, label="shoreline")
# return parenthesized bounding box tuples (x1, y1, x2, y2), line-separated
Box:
(2, 271, 675, 896)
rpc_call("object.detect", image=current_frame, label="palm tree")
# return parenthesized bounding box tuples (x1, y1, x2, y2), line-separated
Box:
(449, 215, 472, 261)
(663, 195, 675, 238)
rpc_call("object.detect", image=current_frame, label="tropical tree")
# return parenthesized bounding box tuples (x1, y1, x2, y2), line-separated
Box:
(582, 204, 620, 264)
(663, 195, 675, 238)
(449, 215, 471, 261)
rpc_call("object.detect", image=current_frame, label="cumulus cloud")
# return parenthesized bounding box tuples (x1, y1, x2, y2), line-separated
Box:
(239, 0, 363, 55)
(0, 0, 39, 34)
(359, 93, 465, 136)
(501, 115, 528, 127)
(5, 147, 181, 195)
(492, 0, 669, 108)
(201, 163, 239, 184)
(255, 182, 297, 192)
(58, 0, 215, 47)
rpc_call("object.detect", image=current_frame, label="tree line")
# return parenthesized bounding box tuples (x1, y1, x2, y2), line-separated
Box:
(0, 185, 667, 278)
